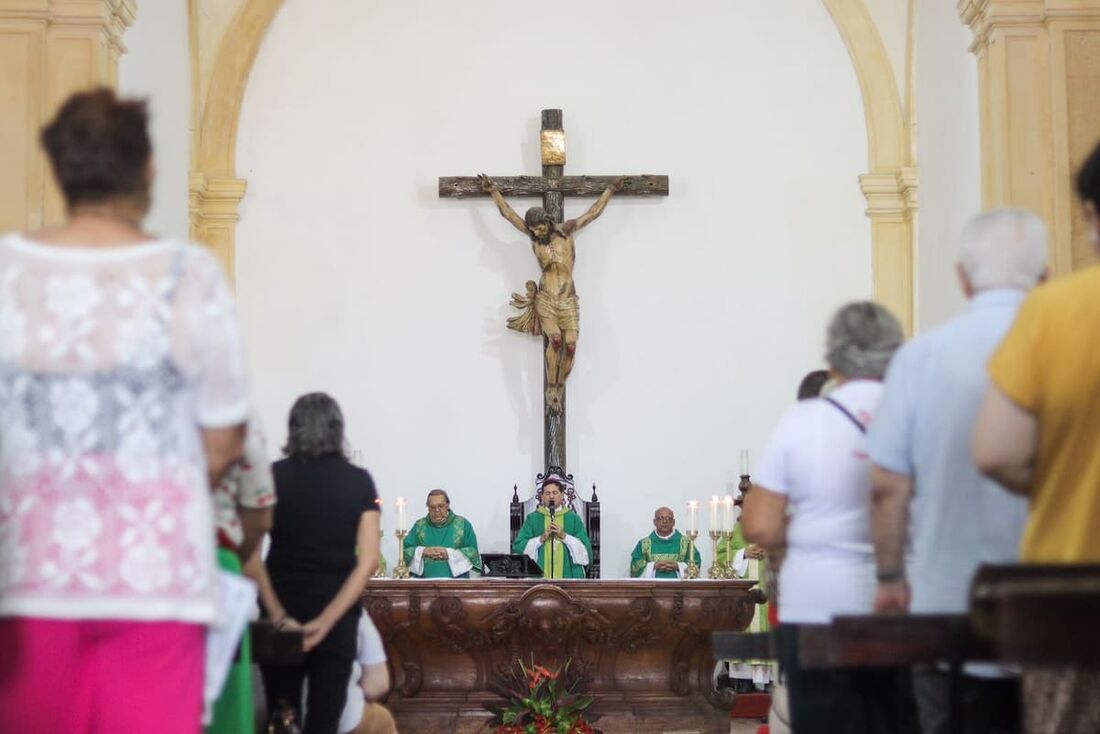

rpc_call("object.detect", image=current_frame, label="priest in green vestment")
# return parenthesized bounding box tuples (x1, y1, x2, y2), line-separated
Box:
(402, 489, 482, 578)
(511, 473, 592, 579)
(629, 506, 701, 578)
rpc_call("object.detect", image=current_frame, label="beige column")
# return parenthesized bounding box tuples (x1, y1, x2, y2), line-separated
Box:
(0, 0, 137, 232)
(960, 0, 1100, 273)
(861, 168, 919, 334)
(189, 0, 282, 278)
(823, 0, 919, 334)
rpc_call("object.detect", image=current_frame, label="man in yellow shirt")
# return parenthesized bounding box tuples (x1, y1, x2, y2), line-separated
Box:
(974, 139, 1100, 734)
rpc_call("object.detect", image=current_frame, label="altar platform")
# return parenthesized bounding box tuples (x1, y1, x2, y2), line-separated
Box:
(363, 578, 764, 733)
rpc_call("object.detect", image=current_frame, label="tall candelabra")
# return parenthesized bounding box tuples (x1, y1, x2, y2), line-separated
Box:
(374, 529, 387, 578)
(392, 529, 411, 579)
(685, 529, 700, 579)
(739, 473, 752, 498)
(707, 529, 725, 579)
(721, 528, 736, 578)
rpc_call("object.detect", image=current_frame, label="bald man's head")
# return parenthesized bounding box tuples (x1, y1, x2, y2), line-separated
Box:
(653, 507, 675, 536)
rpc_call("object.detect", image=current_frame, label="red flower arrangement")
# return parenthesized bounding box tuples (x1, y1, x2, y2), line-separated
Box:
(488, 658, 600, 734)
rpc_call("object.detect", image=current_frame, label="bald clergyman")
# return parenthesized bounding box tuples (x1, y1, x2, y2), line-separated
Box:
(629, 507, 701, 579)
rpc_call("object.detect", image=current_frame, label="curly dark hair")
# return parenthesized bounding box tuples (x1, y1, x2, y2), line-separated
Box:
(40, 87, 152, 209)
(283, 393, 347, 460)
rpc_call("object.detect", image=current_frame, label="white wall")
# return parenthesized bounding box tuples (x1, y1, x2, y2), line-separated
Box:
(119, 1, 192, 240)
(915, 2, 981, 329)
(236, 0, 873, 577)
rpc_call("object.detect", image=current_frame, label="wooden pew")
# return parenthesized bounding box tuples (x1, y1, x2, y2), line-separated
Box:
(971, 563, 1100, 666)
(713, 564, 1100, 734)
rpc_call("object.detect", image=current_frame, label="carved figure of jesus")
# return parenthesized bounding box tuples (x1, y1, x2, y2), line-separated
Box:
(478, 173, 622, 413)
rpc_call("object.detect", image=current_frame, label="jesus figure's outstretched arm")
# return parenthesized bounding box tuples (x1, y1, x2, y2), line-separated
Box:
(564, 178, 623, 234)
(478, 173, 528, 234)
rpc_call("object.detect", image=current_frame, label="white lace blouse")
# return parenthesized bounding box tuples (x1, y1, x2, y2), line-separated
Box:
(0, 234, 249, 623)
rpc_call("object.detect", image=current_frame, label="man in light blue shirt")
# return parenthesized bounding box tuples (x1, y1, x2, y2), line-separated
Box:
(868, 209, 1048, 734)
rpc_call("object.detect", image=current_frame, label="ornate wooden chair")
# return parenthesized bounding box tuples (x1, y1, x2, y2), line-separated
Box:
(509, 467, 601, 579)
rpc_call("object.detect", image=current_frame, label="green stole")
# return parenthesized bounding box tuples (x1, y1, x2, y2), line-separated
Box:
(511, 506, 592, 579)
(630, 530, 700, 578)
(402, 511, 482, 578)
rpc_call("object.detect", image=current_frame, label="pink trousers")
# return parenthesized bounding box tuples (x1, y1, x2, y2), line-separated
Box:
(0, 617, 204, 734)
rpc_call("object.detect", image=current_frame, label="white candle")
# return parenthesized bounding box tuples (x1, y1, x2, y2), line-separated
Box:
(722, 495, 734, 532)
(709, 495, 719, 531)
(687, 500, 698, 533)
(395, 497, 407, 532)
(376, 498, 383, 531)
(740, 449, 749, 476)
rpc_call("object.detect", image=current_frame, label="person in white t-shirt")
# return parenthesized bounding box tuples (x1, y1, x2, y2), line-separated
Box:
(742, 301, 913, 734)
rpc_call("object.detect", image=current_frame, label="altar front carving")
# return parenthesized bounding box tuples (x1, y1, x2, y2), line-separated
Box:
(364, 579, 764, 733)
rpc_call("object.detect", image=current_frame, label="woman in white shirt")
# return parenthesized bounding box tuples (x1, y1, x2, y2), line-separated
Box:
(743, 302, 911, 733)
(0, 89, 248, 734)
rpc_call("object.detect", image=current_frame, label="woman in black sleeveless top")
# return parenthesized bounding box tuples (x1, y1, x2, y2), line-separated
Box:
(260, 393, 380, 734)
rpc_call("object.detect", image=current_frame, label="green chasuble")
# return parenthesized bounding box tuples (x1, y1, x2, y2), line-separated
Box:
(629, 530, 701, 578)
(402, 511, 482, 578)
(511, 507, 592, 579)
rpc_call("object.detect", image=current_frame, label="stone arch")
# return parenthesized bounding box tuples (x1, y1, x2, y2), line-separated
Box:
(191, 0, 914, 328)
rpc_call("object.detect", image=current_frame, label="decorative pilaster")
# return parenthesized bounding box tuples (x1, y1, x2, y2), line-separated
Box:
(189, 173, 247, 278)
(0, 0, 137, 231)
(860, 168, 919, 334)
(960, 0, 1100, 273)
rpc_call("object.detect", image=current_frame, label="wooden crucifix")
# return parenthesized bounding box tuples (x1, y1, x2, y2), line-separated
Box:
(439, 109, 668, 469)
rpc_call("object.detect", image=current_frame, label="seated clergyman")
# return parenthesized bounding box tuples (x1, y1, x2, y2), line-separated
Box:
(629, 506, 701, 579)
(512, 471, 592, 579)
(402, 489, 482, 578)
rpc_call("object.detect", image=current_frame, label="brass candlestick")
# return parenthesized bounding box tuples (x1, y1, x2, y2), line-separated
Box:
(707, 530, 724, 579)
(392, 529, 411, 579)
(685, 529, 700, 579)
(373, 529, 387, 578)
(721, 529, 735, 579)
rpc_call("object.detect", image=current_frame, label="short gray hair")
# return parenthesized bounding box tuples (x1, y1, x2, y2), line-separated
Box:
(282, 392, 347, 459)
(825, 302, 903, 380)
(426, 489, 450, 506)
(959, 209, 1048, 291)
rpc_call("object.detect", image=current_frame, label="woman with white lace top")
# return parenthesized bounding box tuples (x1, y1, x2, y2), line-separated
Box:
(0, 89, 249, 734)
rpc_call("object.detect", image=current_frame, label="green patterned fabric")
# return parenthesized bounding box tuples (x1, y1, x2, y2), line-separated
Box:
(629, 530, 701, 578)
(402, 511, 482, 578)
(511, 506, 592, 579)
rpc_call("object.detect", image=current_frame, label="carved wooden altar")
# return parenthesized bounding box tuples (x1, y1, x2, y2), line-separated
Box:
(363, 579, 764, 733)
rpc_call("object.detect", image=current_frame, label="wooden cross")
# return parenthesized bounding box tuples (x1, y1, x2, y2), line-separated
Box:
(439, 109, 668, 469)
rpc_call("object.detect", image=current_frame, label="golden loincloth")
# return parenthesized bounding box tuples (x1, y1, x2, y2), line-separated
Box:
(507, 281, 579, 335)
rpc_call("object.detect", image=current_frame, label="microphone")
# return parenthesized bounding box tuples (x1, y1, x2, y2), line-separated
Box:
(546, 499, 557, 579)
